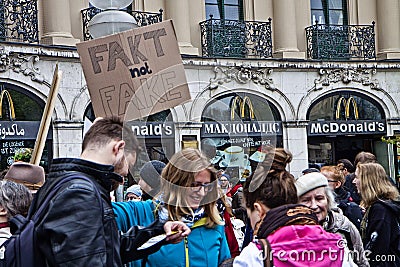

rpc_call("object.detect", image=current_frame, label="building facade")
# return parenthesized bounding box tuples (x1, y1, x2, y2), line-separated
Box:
(1, 0, 400, 181)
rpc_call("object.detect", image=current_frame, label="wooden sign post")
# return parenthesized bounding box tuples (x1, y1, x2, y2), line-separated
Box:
(30, 63, 62, 166)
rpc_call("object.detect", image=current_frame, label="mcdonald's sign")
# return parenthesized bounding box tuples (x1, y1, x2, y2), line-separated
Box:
(0, 89, 16, 120)
(230, 96, 255, 120)
(335, 96, 358, 120)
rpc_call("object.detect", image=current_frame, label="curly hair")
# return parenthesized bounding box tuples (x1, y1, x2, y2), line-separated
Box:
(0, 180, 32, 219)
(243, 148, 298, 211)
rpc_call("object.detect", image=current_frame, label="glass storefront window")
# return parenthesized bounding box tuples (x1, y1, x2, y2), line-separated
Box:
(0, 84, 49, 171)
(201, 93, 282, 181)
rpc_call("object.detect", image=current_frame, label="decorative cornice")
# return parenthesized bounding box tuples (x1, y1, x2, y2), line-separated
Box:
(0, 46, 48, 86)
(312, 68, 380, 91)
(209, 66, 276, 91)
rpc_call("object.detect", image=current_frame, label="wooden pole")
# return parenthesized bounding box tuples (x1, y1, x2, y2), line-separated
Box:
(30, 63, 62, 165)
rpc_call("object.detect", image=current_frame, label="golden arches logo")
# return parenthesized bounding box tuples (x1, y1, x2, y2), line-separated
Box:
(230, 96, 255, 120)
(0, 89, 16, 120)
(335, 96, 359, 120)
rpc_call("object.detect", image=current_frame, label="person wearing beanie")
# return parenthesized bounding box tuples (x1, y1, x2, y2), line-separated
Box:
(4, 162, 45, 194)
(295, 172, 369, 266)
(125, 185, 142, 201)
(138, 160, 166, 201)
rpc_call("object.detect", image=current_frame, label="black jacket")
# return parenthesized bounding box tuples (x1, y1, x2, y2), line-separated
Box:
(335, 186, 363, 231)
(31, 158, 165, 267)
(363, 200, 400, 267)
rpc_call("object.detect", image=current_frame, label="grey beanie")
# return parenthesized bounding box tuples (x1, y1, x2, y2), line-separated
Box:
(295, 172, 328, 197)
(139, 160, 166, 190)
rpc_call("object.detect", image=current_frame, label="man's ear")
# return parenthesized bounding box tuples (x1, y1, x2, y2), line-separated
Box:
(112, 140, 125, 156)
(336, 181, 342, 189)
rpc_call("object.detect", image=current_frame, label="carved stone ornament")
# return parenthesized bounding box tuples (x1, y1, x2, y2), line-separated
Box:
(209, 66, 276, 91)
(0, 46, 46, 85)
(312, 68, 380, 91)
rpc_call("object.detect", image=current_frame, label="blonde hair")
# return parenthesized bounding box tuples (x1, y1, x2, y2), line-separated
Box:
(321, 165, 345, 184)
(160, 148, 221, 227)
(357, 163, 399, 207)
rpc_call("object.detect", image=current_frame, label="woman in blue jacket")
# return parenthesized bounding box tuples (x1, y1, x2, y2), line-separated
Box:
(113, 148, 231, 267)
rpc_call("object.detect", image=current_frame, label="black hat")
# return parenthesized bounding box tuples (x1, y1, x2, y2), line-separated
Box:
(139, 160, 166, 190)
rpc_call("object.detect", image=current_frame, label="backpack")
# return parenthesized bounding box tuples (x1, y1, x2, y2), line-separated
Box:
(338, 199, 363, 231)
(0, 174, 99, 267)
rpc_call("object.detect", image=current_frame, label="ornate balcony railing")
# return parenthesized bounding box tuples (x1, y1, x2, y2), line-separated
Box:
(81, 7, 163, 41)
(305, 22, 375, 60)
(0, 0, 39, 43)
(199, 16, 272, 59)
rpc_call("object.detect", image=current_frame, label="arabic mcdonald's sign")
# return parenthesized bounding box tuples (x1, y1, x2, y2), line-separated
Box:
(230, 96, 255, 120)
(0, 89, 16, 120)
(335, 96, 359, 120)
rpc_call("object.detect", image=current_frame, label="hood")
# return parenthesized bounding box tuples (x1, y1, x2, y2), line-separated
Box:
(377, 199, 400, 216)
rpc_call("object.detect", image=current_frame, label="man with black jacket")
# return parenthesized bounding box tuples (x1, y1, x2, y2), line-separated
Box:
(30, 116, 190, 266)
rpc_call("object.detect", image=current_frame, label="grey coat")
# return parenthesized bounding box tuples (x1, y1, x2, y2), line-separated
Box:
(325, 209, 370, 267)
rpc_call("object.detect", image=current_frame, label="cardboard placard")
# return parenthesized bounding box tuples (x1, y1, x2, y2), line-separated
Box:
(77, 20, 191, 120)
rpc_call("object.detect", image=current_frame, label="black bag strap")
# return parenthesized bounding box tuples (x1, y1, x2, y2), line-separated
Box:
(258, 238, 273, 267)
(29, 173, 102, 223)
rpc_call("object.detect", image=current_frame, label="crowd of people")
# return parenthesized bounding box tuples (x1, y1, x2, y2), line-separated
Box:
(0, 115, 399, 266)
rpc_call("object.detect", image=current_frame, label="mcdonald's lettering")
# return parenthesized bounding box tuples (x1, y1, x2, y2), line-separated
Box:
(308, 120, 386, 136)
(202, 121, 282, 137)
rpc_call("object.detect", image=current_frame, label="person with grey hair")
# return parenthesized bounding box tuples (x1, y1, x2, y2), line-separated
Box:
(0, 179, 32, 246)
(295, 172, 369, 267)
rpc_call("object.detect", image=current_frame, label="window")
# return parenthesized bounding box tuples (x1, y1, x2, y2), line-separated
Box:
(205, 0, 243, 20)
(311, 0, 348, 25)
(307, 91, 384, 121)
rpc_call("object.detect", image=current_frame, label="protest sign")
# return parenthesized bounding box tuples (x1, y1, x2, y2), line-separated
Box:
(77, 20, 191, 120)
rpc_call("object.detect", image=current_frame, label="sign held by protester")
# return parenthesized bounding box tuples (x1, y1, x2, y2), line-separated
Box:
(77, 20, 191, 120)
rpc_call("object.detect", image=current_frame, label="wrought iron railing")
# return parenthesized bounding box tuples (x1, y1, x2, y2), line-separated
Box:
(305, 22, 375, 60)
(0, 0, 39, 43)
(81, 7, 163, 41)
(199, 16, 272, 58)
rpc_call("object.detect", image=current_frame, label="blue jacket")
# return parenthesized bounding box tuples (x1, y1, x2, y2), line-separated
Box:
(112, 200, 231, 267)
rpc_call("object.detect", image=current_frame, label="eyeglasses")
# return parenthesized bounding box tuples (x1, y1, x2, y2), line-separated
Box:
(190, 182, 214, 193)
(327, 180, 337, 183)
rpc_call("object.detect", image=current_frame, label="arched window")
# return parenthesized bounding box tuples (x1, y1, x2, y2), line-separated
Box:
(307, 91, 384, 121)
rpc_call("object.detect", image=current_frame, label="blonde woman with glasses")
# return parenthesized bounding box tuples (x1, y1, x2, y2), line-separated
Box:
(354, 162, 400, 267)
(113, 148, 230, 267)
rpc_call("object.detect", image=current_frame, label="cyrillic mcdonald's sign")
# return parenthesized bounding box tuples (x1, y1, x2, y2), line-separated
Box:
(231, 96, 255, 120)
(0, 89, 16, 120)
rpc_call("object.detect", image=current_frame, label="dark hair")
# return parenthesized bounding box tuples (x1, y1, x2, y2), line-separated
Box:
(243, 148, 298, 211)
(82, 116, 140, 154)
(337, 159, 355, 173)
(354, 151, 377, 167)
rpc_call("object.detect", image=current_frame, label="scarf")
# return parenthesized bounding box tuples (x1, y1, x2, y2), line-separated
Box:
(257, 204, 318, 238)
(158, 205, 206, 228)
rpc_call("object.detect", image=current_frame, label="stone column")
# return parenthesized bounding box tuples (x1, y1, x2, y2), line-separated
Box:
(284, 122, 309, 177)
(165, 0, 198, 55)
(376, 0, 400, 59)
(41, 0, 79, 46)
(272, 0, 305, 59)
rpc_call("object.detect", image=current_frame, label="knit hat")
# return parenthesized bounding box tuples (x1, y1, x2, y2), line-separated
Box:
(126, 184, 142, 197)
(139, 160, 166, 190)
(4, 162, 45, 190)
(295, 172, 328, 197)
